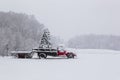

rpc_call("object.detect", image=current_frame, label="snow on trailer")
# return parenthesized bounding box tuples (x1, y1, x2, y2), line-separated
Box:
(11, 51, 32, 53)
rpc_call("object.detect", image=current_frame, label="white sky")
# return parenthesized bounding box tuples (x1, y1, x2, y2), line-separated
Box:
(0, 0, 120, 41)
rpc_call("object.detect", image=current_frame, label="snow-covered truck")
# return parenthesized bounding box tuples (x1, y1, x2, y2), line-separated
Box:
(10, 29, 76, 59)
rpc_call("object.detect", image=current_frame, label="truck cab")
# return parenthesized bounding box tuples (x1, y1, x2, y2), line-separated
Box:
(57, 45, 76, 58)
(57, 45, 67, 56)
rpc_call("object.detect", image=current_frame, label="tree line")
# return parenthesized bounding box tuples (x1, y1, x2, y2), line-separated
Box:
(67, 34, 120, 50)
(0, 11, 44, 56)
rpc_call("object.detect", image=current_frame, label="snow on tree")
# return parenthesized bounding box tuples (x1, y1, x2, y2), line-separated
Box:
(67, 34, 120, 50)
(0, 11, 44, 56)
(39, 29, 52, 48)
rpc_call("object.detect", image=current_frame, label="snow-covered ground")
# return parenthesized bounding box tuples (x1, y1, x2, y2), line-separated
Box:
(0, 49, 120, 80)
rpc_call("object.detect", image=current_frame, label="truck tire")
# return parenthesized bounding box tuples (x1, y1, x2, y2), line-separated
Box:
(38, 53, 47, 59)
(66, 53, 74, 58)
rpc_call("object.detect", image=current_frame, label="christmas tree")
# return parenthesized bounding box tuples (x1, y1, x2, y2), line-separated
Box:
(39, 29, 52, 48)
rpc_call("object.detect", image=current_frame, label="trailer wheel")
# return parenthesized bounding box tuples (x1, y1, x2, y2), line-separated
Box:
(25, 53, 33, 59)
(18, 54, 25, 58)
(66, 53, 74, 58)
(38, 53, 47, 59)
(14, 54, 18, 58)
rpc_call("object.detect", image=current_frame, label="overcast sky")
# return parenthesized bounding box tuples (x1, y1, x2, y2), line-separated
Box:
(0, 0, 120, 41)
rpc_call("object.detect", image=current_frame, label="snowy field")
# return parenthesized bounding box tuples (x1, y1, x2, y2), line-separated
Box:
(0, 49, 120, 80)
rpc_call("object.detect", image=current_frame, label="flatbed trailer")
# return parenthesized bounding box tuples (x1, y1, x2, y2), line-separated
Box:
(10, 51, 33, 58)
(10, 48, 58, 59)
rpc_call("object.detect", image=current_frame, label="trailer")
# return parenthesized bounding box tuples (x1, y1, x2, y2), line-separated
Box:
(10, 51, 33, 58)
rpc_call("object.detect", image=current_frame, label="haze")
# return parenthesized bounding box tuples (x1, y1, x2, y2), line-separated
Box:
(0, 0, 120, 41)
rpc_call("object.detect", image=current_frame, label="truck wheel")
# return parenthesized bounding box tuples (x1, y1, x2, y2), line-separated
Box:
(66, 53, 74, 58)
(38, 53, 47, 59)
